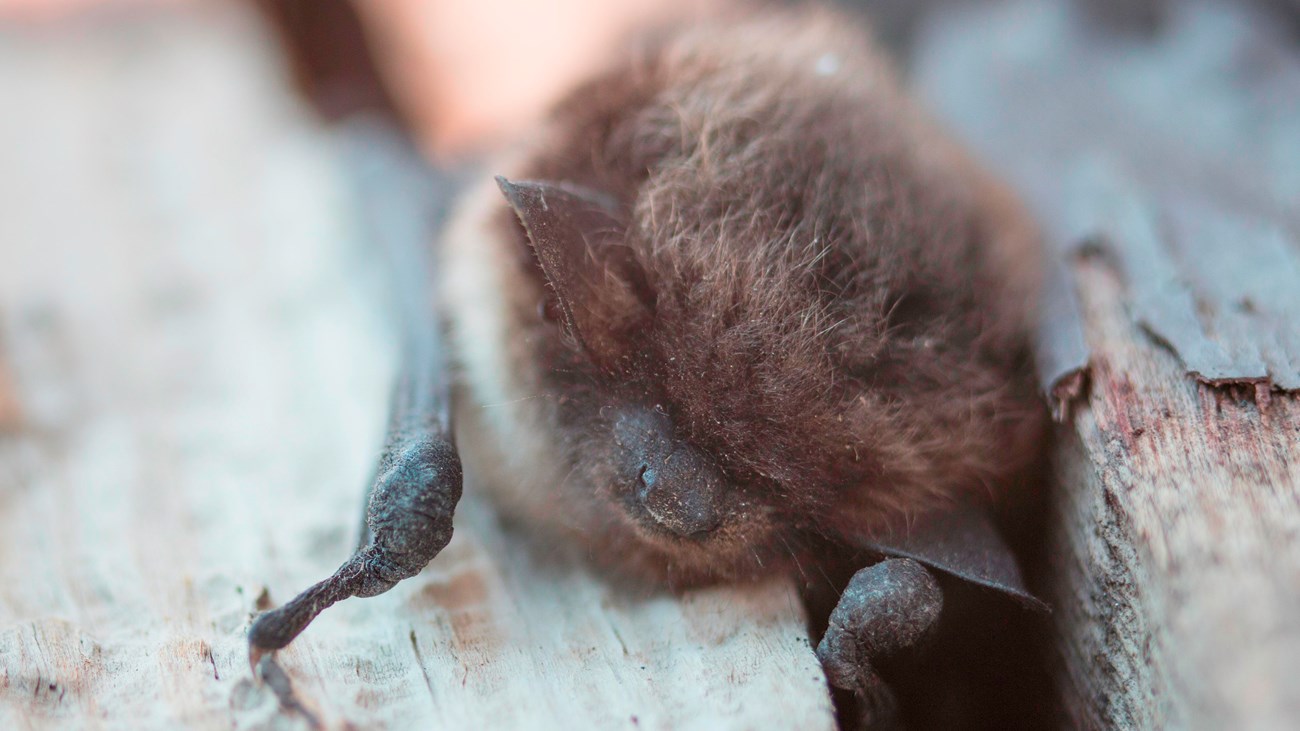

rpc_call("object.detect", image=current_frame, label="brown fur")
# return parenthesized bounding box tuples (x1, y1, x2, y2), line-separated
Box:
(442, 4, 1047, 589)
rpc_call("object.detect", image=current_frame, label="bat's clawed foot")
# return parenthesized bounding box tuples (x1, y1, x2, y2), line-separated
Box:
(246, 435, 463, 666)
(816, 558, 943, 731)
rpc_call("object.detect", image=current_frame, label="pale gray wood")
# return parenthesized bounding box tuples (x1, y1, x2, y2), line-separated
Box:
(918, 0, 1300, 406)
(0, 5, 834, 730)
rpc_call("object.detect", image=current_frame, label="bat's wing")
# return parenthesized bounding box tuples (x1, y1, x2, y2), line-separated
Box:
(246, 0, 470, 663)
(852, 501, 1049, 613)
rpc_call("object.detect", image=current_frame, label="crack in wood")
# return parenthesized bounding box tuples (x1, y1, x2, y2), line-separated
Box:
(408, 628, 438, 704)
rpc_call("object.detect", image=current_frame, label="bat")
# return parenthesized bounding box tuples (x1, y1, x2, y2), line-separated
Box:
(249, 3, 1050, 728)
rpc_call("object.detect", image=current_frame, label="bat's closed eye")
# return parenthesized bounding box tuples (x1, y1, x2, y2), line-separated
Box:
(537, 296, 565, 324)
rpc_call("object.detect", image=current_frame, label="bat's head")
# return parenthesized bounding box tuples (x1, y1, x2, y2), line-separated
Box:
(486, 165, 1041, 589)
(486, 177, 800, 587)
(486, 154, 1034, 585)
(458, 20, 1045, 589)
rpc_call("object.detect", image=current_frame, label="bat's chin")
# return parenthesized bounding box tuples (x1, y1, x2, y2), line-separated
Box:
(625, 512, 721, 558)
(579, 502, 786, 590)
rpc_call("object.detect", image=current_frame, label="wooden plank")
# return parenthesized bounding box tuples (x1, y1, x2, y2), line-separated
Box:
(916, 0, 1300, 402)
(1045, 256, 1300, 728)
(0, 346, 19, 433)
(914, 0, 1300, 727)
(0, 5, 834, 730)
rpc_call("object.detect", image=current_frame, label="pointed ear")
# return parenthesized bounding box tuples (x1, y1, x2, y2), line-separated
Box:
(495, 176, 651, 364)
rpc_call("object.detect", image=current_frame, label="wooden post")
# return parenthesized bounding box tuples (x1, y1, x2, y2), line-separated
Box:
(916, 0, 1300, 727)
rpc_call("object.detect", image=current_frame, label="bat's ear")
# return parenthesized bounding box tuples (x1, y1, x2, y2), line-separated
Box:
(496, 176, 652, 365)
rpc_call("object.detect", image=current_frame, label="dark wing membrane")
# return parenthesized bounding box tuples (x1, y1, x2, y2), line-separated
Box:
(853, 501, 1049, 613)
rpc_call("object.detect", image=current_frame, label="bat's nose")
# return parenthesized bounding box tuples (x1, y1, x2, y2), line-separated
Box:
(635, 444, 723, 538)
(612, 405, 726, 539)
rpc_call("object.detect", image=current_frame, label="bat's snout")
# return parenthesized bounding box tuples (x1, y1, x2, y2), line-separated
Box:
(635, 445, 724, 538)
(612, 405, 726, 539)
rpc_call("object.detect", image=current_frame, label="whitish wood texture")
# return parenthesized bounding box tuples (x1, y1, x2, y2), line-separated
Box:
(916, 1, 1300, 728)
(0, 5, 834, 730)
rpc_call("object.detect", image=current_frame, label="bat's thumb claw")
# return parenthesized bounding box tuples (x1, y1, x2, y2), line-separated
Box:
(249, 645, 267, 676)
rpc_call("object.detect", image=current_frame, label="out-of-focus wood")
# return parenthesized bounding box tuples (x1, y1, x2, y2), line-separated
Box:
(0, 5, 834, 730)
(916, 0, 1300, 727)
(0, 348, 19, 432)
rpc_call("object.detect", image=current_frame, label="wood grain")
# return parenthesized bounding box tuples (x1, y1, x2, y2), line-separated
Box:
(918, 0, 1300, 405)
(0, 5, 834, 730)
(916, 1, 1300, 727)
(1046, 257, 1300, 729)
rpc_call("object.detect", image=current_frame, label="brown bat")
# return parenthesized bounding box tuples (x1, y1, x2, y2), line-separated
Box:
(250, 3, 1050, 728)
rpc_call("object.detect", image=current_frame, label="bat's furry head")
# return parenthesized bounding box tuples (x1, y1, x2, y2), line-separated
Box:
(443, 8, 1046, 589)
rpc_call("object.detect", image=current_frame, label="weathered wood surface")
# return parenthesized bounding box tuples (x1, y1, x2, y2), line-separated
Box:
(1044, 271, 1300, 730)
(0, 5, 834, 730)
(916, 1, 1300, 728)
